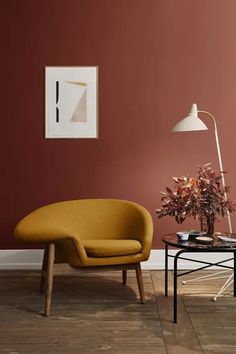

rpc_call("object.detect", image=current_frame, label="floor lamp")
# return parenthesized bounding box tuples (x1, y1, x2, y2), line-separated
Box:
(172, 103, 233, 300)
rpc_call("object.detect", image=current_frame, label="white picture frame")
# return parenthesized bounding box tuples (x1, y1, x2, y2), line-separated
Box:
(45, 66, 98, 138)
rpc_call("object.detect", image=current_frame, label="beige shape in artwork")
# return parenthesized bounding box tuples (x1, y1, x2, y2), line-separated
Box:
(66, 81, 87, 87)
(70, 89, 87, 122)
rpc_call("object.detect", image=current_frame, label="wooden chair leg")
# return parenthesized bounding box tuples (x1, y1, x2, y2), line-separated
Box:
(135, 263, 145, 304)
(122, 270, 127, 285)
(44, 243, 55, 316)
(39, 246, 48, 294)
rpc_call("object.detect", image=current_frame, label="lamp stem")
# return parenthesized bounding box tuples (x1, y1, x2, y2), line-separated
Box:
(198, 110, 232, 233)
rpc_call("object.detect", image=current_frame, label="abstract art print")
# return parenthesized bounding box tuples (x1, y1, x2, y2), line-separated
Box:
(45, 66, 98, 138)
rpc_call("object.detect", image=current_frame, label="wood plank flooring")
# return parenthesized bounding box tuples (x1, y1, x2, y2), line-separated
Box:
(0, 266, 235, 354)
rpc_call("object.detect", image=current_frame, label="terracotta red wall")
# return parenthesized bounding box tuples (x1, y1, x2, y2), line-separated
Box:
(1, 0, 236, 249)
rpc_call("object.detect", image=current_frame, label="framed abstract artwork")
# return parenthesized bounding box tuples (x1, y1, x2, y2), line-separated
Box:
(45, 66, 98, 138)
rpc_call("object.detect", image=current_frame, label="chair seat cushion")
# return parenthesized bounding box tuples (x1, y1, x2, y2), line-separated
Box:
(82, 239, 142, 258)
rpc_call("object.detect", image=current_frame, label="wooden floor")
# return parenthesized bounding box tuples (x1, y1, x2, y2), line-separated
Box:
(0, 267, 236, 354)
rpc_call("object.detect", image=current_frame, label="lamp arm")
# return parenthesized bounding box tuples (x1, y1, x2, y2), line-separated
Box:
(198, 110, 232, 233)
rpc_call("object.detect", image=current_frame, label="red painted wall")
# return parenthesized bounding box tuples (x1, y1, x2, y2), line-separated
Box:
(1, 0, 236, 249)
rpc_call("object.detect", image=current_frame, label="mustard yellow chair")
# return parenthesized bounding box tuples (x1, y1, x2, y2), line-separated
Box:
(14, 199, 153, 316)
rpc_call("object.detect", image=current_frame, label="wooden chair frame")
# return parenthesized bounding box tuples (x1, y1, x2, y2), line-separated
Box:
(40, 243, 145, 316)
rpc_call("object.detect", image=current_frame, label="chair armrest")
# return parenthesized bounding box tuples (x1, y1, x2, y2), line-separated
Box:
(139, 211, 153, 260)
(14, 220, 88, 265)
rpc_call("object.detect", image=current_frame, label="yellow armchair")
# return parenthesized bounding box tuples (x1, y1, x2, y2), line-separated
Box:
(14, 199, 153, 316)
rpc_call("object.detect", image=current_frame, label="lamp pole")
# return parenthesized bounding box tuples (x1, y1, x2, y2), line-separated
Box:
(198, 110, 232, 234)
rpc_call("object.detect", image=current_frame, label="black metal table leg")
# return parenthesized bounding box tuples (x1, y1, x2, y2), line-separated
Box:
(173, 250, 185, 323)
(173, 253, 178, 323)
(234, 251, 236, 297)
(165, 243, 168, 297)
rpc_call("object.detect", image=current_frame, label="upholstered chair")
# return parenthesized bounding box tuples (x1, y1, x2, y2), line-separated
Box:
(14, 199, 153, 316)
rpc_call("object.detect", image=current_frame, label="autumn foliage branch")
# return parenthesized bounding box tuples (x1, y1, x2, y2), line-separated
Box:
(156, 164, 235, 225)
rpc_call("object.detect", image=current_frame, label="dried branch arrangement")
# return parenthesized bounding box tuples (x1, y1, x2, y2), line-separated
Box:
(156, 164, 234, 227)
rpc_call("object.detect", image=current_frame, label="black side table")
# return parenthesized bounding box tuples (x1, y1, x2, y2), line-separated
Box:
(162, 233, 236, 323)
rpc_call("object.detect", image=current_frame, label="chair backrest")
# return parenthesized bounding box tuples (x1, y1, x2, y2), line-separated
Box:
(29, 199, 150, 241)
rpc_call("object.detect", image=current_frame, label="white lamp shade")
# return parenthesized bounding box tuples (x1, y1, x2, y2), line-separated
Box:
(172, 103, 208, 132)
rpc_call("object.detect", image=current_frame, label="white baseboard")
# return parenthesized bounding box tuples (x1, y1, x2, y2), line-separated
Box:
(0, 249, 233, 270)
(0, 250, 44, 270)
(142, 250, 233, 270)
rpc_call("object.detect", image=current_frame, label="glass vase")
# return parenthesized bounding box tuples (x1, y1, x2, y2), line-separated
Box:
(200, 215, 215, 236)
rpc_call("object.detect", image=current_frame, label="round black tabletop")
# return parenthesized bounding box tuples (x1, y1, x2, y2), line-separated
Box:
(163, 232, 236, 251)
